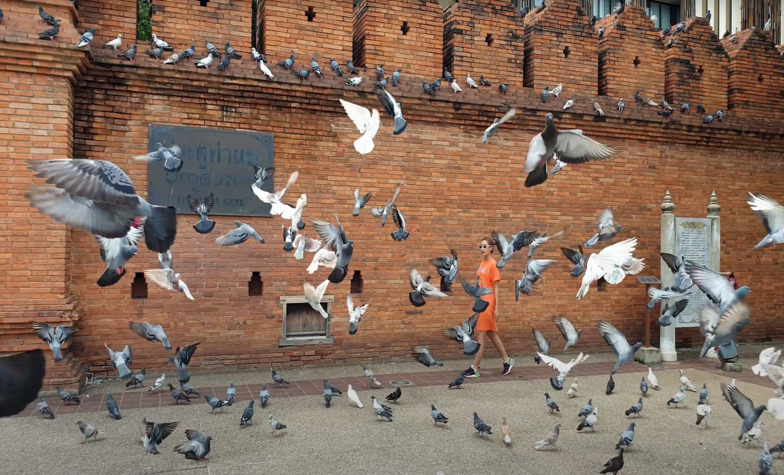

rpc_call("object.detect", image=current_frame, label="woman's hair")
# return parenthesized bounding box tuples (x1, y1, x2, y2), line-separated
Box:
(481, 237, 494, 253)
(729, 272, 735, 279)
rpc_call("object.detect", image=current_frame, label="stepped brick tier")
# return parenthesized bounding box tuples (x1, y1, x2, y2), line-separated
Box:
(2, 0, 784, 392)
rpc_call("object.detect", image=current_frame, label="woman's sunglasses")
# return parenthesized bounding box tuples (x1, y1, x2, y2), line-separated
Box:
(479, 245, 490, 249)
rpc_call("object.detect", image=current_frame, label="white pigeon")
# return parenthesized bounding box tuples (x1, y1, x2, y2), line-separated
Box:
(578, 407, 598, 431)
(145, 269, 195, 300)
(347, 384, 363, 408)
(766, 398, 784, 420)
(163, 53, 181, 65)
(696, 402, 712, 426)
(567, 379, 579, 398)
(538, 352, 589, 381)
(747, 193, 784, 248)
(764, 16, 773, 31)
(105, 343, 132, 379)
(152, 34, 170, 50)
(679, 369, 698, 392)
(466, 74, 478, 88)
(549, 83, 563, 97)
(195, 54, 213, 69)
(307, 248, 337, 273)
(752, 347, 781, 377)
(304, 280, 330, 319)
(251, 170, 298, 209)
(259, 59, 274, 79)
(451, 80, 462, 94)
(105, 33, 122, 52)
(149, 374, 165, 392)
(758, 363, 784, 396)
(647, 367, 660, 390)
(594, 101, 605, 116)
(347, 295, 369, 335)
(562, 99, 574, 110)
(577, 237, 639, 299)
(339, 99, 380, 155)
(294, 234, 321, 260)
(742, 421, 763, 444)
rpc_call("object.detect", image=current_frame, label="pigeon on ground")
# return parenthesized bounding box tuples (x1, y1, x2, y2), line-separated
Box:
(647, 287, 691, 309)
(259, 384, 270, 407)
(658, 298, 689, 327)
(579, 399, 594, 418)
(352, 189, 372, 217)
(553, 316, 582, 352)
(374, 87, 407, 135)
(532, 329, 551, 364)
(761, 443, 773, 474)
(77, 421, 104, 443)
(149, 374, 165, 392)
(460, 275, 493, 313)
(577, 407, 598, 431)
(660, 253, 693, 293)
(545, 393, 560, 413)
(561, 246, 585, 277)
(600, 449, 624, 474)
(362, 364, 382, 387)
(134, 143, 183, 173)
(586, 209, 622, 247)
(427, 404, 449, 426)
(697, 302, 751, 358)
(168, 384, 191, 404)
(696, 401, 712, 426)
(76, 28, 96, 48)
(606, 374, 615, 395)
(271, 370, 289, 387)
(311, 216, 354, 284)
(515, 259, 556, 300)
(679, 370, 698, 392)
(106, 394, 121, 419)
(409, 269, 448, 307)
(431, 250, 458, 287)
(481, 108, 517, 144)
(567, 379, 579, 398)
(347, 295, 369, 335)
(753, 348, 781, 377)
(215, 221, 264, 247)
(339, 98, 380, 155)
(324, 386, 332, 408)
(205, 395, 230, 412)
(449, 374, 465, 389)
(186, 194, 215, 234)
(625, 398, 643, 417)
(105, 344, 132, 379)
(174, 430, 211, 460)
(498, 417, 512, 445)
(385, 387, 401, 403)
(145, 268, 194, 301)
(268, 414, 287, 433)
(28, 159, 178, 252)
(535, 424, 560, 450)
(226, 383, 236, 405)
(32, 323, 77, 362)
(413, 347, 443, 367)
(525, 114, 616, 187)
(577, 238, 641, 299)
(346, 77, 362, 87)
(105, 34, 122, 51)
(539, 353, 590, 390)
(129, 322, 170, 350)
(640, 377, 648, 396)
(371, 396, 393, 421)
(330, 58, 343, 76)
(473, 412, 492, 435)
(57, 386, 80, 405)
(747, 193, 784, 248)
(180, 382, 199, 396)
(647, 367, 659, 390)
(37, 397, 55, 419)
(668, 385, 686, 407)
(0, 349, 45, 417)
(616, 423, 635, 449)
(304, 279, 330, 319)
(598, 320, 642, 374)
(347, 385, 363, 408)
(722, 381, 767, 440)
(143, 419, 178, 454)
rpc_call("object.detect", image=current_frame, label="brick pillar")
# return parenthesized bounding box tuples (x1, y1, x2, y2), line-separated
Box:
(0, 0, 91, 391)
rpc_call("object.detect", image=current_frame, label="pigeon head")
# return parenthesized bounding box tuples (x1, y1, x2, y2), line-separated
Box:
(735, 286, 751, 300)
(349, 322, 357, 335)
(545, 113, 554, 122)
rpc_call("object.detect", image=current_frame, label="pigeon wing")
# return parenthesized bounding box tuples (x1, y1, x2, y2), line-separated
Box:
(145, 269, 178, 291)
(685, 262, 735, 310)
(532, 329, 549, 353)
(29, 159, 139, 206)
(713, 302, 751, 338)
(339, 99, 373, 134)
(554, 131, 616, 164)
(598, 320, 632, 357)
(553, 316, 575, 340)
(660, 253, 681, 274)
(32, 323, 54, 343)
(747, 193, 784, 235)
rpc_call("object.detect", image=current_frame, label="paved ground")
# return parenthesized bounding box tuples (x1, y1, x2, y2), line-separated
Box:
(2, 345, 784, 474)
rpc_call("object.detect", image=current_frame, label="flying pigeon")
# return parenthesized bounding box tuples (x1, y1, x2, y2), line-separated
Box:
(76, 28, 96, 48)
(129, 322, 171, 350)
(752, 347, 781, 377)
(145, 267, 194, 300)
(215, 221, 264, 247)
(409, 268, 448, 307)
(76, 421, 104, 443)
(532, 329, 551, 364)
(268, 414, 287, 433)
(106, 394, 121, 420)
(347, 295, 369, 334)
(528, 230, 564, 259)
(339, 99, 380, 155)
(577, 238, 640, 299)
(481, 108, 517, 144)
(250, 171, 304, 229)
(444, 316, 480, 356)
(539, 353, 589, 390)
(553, 316, 582, 351)
(413, 347, 443, 367)
(697, 301, 751, 358)
(306, 247, 336, 272)
(561, 246, 585, 277)
(133, 143, 183, 173)
(742, 421, 763, 444)
(431, 249, 458, 286)
(126, 368, 146, 388)
(28, 159, 177, 252)
(311, 216, 353, 284)
(616, 422, 635, 449)
(647, 287, 691, 309)
(170, 343, 198, 383)
(105, 34, 123, 51)
(259, 384, 270, 407)
(723, 381, 767, 441)
(371, 396, 393, 421)
(174, 429, 211, 460)
(577, 407, 598, 431)
(535, 424, 560, 450)
(460, 275, 493, 313)
(347, 384, 363, 408)
(186, 193, 215, 234)
(105, 344, 132, 379)
(667, 385, 686, 407)
(0, 350, 46, 417)
(370, 186, 401, 227)
(32, 322, 77, 362)
(660, 253, 693, 292)
(686, 261, 750, 315)
(304, 280, 330, 319)
(58, 386, 80, 405)
(37, 397, 55, 419)
(515, 259, 556, 299)
(586, 209, 622, 247)
(524, 113, 616, 187)
(374, 87, 407, 135)
(385, 387, 401, 404)
(491, 231, 517, 268)
(251, 165, 274, 189)
(598, 320, 642, 374)
(747, 193, 784, 248)
(142, 419, 178, 454)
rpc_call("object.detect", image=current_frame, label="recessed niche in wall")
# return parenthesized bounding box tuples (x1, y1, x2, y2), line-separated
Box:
(633, 56, 640, 67)
(485, 34, 494, 46)
(249, 272, 263, 297)
(305, 6, 316, 21)
(198, 0, 208, 6)
(401, 21, 410, 35)
(758, 74, 764, 84)
(350, 271, 363, 294)
(131, 272, 147, 299)
(563, 46, 571, 58)
(697, 65, 704, 78)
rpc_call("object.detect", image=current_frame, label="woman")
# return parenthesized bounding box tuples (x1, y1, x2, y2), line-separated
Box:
(462, 237, 514, 377)
(728, 272, 739, 290)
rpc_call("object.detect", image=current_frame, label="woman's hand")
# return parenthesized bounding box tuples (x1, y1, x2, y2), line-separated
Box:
(494, 308, 499, 321)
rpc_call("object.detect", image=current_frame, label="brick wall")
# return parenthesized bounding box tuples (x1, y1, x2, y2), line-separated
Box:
(524, 0, 597, 95)
(664, 17, 728, 113)
(597, 6, 665, 101)
(721, 29, 784, 119)
(79, 0, 136, 43)
(443, 0, 525, 89)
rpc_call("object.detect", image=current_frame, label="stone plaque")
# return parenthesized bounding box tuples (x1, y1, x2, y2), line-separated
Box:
(146, 124, 274, 216)
(674, 218, 711, 328)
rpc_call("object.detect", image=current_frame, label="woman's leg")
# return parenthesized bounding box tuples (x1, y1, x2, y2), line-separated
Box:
(487, 331, 509, 362)
(472, 331, 487, 369)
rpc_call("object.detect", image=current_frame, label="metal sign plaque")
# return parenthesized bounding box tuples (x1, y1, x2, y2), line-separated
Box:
(146, 124, 274, 216)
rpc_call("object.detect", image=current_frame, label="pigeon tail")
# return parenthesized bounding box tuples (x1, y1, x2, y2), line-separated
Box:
(754, 234, 774, 249)
(409, 291, 426, 307)
(97, 266, 126, 287)
(117, 363, 132, 379)
(391, 229, 409, 241)
(393, 117, 408, 136)
(144, 206, 178, 253)
(193, 218, 215, 234)
(515, 281, 521, 301)
(51, 346, 63, 363)
(328, 265, 348, 284)
(472, 298, 490, 313)
(354, 135, 375, 155)
(524, 163, 548, 188)
(585, 234, 600, 247)
(463, 341, 480, 356)
(349, 322, 357, 335)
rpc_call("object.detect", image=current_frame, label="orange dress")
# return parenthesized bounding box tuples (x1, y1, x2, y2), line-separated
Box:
(475, 258, 501, 332)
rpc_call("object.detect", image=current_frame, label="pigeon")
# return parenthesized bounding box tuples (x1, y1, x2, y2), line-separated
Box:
(742, 421, 764, 444)
(57, 386, 80, 405)
(205, 395, 230, 412)
(553, 316, 582, 351)
(577, 407, 598, 431)
(311, 216, 354, 284)
(696, 402, 712, 426)
(373, 87, 408, 136)
(528, 230, 564, 259)
(535, 424, 560, 450)
(143, 419, 178, 454)
(460, 276, 493, 313)
(678, 370, 698, 392)
(147, 45, 165, 60)
(617, 99, 624, 112)
(268, 414, 287, 432)
(753, 347, 782, 377)
(606, 374, 615, 395)
(562, 99, 574, 110)
(697, 104, 706, 114)
(150, 34, 172, 51)
(181, 44, 195, 61)
(634, 91, 644, 104)
(362, 364, 382, 387)
(226, 383, 236, 405)
(645, 98, 658, 107)
(347, 384, 363, 408)
(525, 113, 616, 187)
(658, 298, 689, 327)
(661, 98, 672, 110)
(600, 449, 624, 474)
(339, 99, 380, 155)
(594, 101, 605, 116)
(647, 287, 691, 309)
(717, 110, 724, 121)
(686, 261, 750, 316)
(35, 396, 54, 420)
(680, 102, 690, 113)
(431, 249, 459, 286)
(180, 382, 199, 396)
(561, 246, 585, 277)
(134, 143, 183, 172)
(370, 187, 401, 227)
(761, 443, 773, 474)
(106, 394, 121, 419)
(128, 322, 170, 350)
(375, 77, 388, 88)
(567, 379, 579, 398)
(251, 172, 304, 229)
(545, 393, 560, 413)
(259, 57, 274, 79)
(578, 399, 594, 418)
(347, 295, 369, 335)
(259, 384, 270, 407)
(32, 322, 77, 362)
(697, 302, 751, 358)
(616, 422, 635, 449)
(449, 80, 462, 94)
(28, 159, 178, 252)
(168, 384, 191, 404)
(598, 320, 643, 374)
(174, 430, 211, 460)
(145, 268, 194, 300)
(306, 247, 336, 272)
(422, 81, 436, 96)
(431, 405, 449, 425)
(647, 367, 659, 390)
(39, 19, 60, 40)
(640, 377, 648, 396)
(215, 221, 264, 247)
(291, 68, 310, 81)
(539, 353, 590, 390)
(466, 74, 479, 88)
(76, 421, 104, 443)
(703, 114, 714, 124)
(391, 67, 402, 86)
(277, 54, 296, 71)
(747, 193, 784, 248)
(499, 83, 510, 95)
(515, 259, 556, 299)
(481, 108, 517, 145)
(271, 370, 289, 387)
(660, 253, 693, 292)
(163, 53, 182, 65)
(444, 317, 480, 356)
(330, 58, 343, 76)
(149, 374, 165, 392)
(625, 397, 643, 417)
(371, 396, 393, 421)
(193, 52, 213, 69)
(473, 412, 492, 435)
(657, 109, 673, 118)
(304, 279, 331, 318)
(479, 75, 491, 86)
(448, 374, 465, 389)
(491, 231, 518, 268)
(101, 33, 126, 54)
(346, 60, 359, 75)
(185, 193, 215, 234)
(105, 344, 132, 379)
(171, 343, 198, 383)
(251, 165, 274, 189)
(586, 209, 622, 247)
(385, 387, 401, 403)
(409, 269, 448, 307)
(532, 329, 551, 364)
(430, 78, 442, 92)
(598, 27, 604, 38)
(541, 87, 549, 103)
(413, 347, 443, 367)
(324, 386, 332, 408)
(667, 385, 686, 407)
(577, 238, 640, 299)
(76, 28, 96, 48)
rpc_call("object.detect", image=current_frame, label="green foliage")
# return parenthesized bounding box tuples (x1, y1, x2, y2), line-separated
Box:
(251, 0, 258, 50)
(137, 0, 152, 42)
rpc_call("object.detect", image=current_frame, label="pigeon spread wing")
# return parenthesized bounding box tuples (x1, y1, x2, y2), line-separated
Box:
(339, 99, 373, 134)
(554, 130, 616, 164)
(598, 320, 632, 358)
(748, 193, 784, 235)
(533, 329, 549, 352)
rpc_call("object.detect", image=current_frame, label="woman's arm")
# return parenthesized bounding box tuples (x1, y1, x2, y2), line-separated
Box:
(493, 281, 499, 319)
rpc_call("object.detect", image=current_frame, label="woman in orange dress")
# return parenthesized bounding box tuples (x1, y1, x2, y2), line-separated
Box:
(462, 237, 514, 377)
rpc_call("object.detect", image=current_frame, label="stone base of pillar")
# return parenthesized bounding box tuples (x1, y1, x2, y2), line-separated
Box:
(634, 347, 663, 365)
(721, 362, 743, 372)
(660, 349, 678, 362)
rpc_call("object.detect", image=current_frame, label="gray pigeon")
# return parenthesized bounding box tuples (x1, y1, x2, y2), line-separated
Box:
(460, 275, 493, 313)
(216, 221, 264, 246)
(579, 399, 593, 418)
(640, 377, 648, 396)
(57, 386, 80, 405)
(180, 381, 199, 396)
(660, 253, 693, 292)
(330, 58, 343, 76)
(240, 400, 254, 426)
(541, 87, 549, 103)
(251, 165, 274, 189)
(324, 380, 342, 395)
(553, 316, 582, 351)
(39, 20, 60, 41)
(311, 216, 354, 284)
(168, 384, 191, 404)
(448, 374, 464, 389)
(444, 315, 480, 356)
(667, 385, 686, 407)
(685, 261, 750, 315)
(119, 44, 137, 62)
(352, 189, 372, 216)
(105, 344, 132, 379)
(761, 443, 773, 474)
(106, 394, 121, 419)
(647, 287, 691, 309)
(431, 404, 448, 424)
(532, 329, 551, 364)
(76, 28, 96, 48)
(625, 398, 643, 417)
(129, 322, 171, 350)
(174, 429, 211, 461)
(171, 343, 199, 383)
(527, 230, 564, 259)
(271, 369, 288, 386)
(374, 87, 407, 135)
(37, 397, 55, 419)
(703, 114, 714, 124)
(371, 396, 393, 421)
(413, 347, 443, 367)
(224, 41, 241, 59)
(515, 259, 556, 299)
(747, 193, 784, 248)
(205, 395, 230, 412)
(473, 412, 492, 435)
(33, 322, 77, 362)
(699, 383, 708, 404)
(370, 186, 400, 227)
(392, 67, 402, 87)
(586, 208, 622, 247)
(39, 6, 56, 25)
(291, 68, 310, 81)
(259, 383, 270, 407)
(226, 383, 236, 405)
(658, 298, 689, 327)
(431, 250, 458, 286)
(499, 83, 509, 95)
(28, 159, 178, 253)
(390, 207, 409, 241)
(545, 393, 560, 413)
(133, 143, 183, 173)
(186, 193, 215, 234)
(561, 245, 585, 277)
(616, 423, 635, 449)
(204, 39, 222, 58)
(143, 419, 178, 454)
(598, 320, 642, 374)
(346, 60, 359, 75)
(76, 420, 103, 443)
(481, 108, 517, 144)
(324, 387, 333, 407)
(409, 268, 448, 307)
(697, 302, 751, 358)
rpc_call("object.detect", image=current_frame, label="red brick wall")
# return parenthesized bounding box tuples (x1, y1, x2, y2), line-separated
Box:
(721, 29, 784, 119)
(79, 0, 136, 43)
(524, 0, 597, 95)
(151, 0, 252, 55)
(664, 18, 728, 113)
(597, 6, 664, 102)
(0, 0, 81, 43)
(443, 0, 525, 88)
(354, 0, 443, 80)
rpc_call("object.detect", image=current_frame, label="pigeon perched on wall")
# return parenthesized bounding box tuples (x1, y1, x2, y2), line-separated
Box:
(291, 68, 311, 81)
(174, 430, 211, 460)
(76, 28, 96, 48)
(277, 54, 295, 71)
(0, 350, 46, 417)
(39, 19, 60, 40)
(33, 323, 77, 362)
(330, 58, 343, 76)
(562, 99, 574, 110)
(195, 53, 213, 69)
(105, 344, 132, 379)
(163, 53, 182, 65)
(598, 320, 642, 374)
(346, 60, 360, 75)
(105, 34, 123, 51)
(392, 67, 402, 86)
